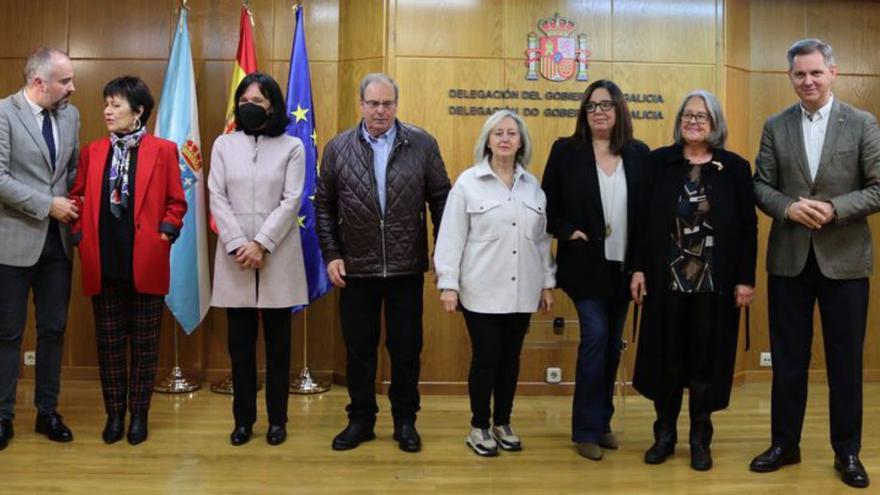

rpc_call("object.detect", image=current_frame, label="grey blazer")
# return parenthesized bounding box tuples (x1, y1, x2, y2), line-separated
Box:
(0, 90, 80, 266)
(754, 99, 880, 279)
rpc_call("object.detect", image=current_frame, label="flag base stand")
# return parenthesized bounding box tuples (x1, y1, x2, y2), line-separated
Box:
(154, 366, 201, 393)
(289, 366, 330, 395)
(210, 374, 263, 395)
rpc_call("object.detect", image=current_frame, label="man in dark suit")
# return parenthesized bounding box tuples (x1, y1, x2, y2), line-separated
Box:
(0, 47, 80, 450)
(752, 39, 880, 488)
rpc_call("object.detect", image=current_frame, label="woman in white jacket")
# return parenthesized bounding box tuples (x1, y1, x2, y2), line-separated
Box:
(434, 110, 556, 456)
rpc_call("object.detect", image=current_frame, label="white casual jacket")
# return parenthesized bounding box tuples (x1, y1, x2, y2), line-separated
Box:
(434, 159, 556, 314)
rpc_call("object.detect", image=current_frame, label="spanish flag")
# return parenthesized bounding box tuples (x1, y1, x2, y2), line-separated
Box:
(223, 5, 257, 134)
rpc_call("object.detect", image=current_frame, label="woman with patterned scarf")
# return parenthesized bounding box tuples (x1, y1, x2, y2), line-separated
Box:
(69, 76, 186, 446)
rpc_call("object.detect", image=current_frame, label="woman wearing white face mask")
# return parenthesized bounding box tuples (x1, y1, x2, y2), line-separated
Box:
(70, 76, 187, 446)
(208, 72, 307, 447)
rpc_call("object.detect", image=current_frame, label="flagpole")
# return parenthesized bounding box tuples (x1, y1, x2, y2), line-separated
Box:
(154, 321, 201, 393)
(290, 307, 330, 394)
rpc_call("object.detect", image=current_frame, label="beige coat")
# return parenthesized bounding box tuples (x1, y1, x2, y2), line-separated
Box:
(208, 131, 308, 308)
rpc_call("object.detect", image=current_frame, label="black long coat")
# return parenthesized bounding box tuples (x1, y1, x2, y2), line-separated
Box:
(631, 144, 757, 411)
(542, 137, 652, 300)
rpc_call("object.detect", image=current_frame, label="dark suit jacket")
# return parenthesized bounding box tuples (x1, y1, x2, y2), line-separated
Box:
(754, 99, 880, 279)
(541, 136, 651, 300)
(70, 134, 186, 296)
(631, 144, 757, 411)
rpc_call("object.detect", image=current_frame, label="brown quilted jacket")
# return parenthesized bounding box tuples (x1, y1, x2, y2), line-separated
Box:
(315, 121, 451, 277)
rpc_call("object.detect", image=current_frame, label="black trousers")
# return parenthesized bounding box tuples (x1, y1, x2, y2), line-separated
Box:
(768, 249, 867, 457)
(227, 307, 292, 427)
(462, 309, 530, 429)
(339, 275, 424, 425)
(654, 291, 716, 446)
(0, 223, 71, 419)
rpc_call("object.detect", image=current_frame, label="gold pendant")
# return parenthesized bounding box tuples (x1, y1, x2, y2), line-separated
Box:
(605, 224, 612, 237)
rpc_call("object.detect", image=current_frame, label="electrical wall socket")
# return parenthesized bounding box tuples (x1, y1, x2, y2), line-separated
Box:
(24, 351, 36, 366)
(545, 367, 562, 384)
(760, 352, 772, 367)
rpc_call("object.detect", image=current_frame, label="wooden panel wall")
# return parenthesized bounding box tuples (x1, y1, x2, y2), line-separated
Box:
(389, 0, 722, 393)
(4, 0, 879, 393)
(0, 0, 341, 383)
(729, 0, 880, 380)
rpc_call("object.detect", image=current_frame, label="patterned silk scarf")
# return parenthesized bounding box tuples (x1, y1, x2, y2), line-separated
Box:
(108, 126, 146, 218)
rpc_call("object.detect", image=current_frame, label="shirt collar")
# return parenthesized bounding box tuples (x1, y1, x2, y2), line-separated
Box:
(21, 89, 47, 117)
(474, 158, 527, 182)
(801, 94, 834, 122)
(361, 121, 396, 144)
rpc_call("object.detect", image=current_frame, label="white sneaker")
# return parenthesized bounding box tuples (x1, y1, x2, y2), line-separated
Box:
(466, 427, 499, 456)
(492, 424, 522, 451)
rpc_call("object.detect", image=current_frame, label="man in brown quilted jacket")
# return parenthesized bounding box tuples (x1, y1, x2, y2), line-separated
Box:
(316, 73, 450, 453)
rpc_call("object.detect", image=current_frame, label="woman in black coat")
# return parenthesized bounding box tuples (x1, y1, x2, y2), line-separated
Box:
(542, 80, 650, 460)
(629, 90, 757, 471)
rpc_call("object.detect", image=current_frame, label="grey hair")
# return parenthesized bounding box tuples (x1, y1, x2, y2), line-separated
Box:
(673, 90, 728, 149)
(787, 38, 835, 70)
(473, 110, 532, 167)
(23, 47, 68, 86)
(359, 73, 399, 101)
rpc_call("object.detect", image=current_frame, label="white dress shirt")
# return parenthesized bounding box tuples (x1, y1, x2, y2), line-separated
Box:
(434, 159, 556, 314)
(596, 160, 627, 262)
(22, 89, 60, 162)
(801, 95, 834, 181)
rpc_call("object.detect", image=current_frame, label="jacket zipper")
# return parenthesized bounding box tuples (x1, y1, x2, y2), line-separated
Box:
(252, 136, 260, 302)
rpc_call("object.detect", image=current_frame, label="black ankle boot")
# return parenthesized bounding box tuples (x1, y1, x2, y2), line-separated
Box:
(127, 412, 148, 445)
(103, 414, 125, 444)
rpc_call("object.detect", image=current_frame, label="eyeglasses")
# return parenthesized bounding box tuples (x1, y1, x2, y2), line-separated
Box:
(681, 112, 710, 124)
(362, 100, 397, 110)
(585, 100, 614, 113)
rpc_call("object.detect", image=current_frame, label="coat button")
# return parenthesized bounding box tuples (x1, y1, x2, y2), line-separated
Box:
(512, 222, 516, 226)
(512, 250, 517, 254)
(511, 276, 516, 281)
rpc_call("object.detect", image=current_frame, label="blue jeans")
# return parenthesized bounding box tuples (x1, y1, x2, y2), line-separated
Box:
(571, 297, 629, 443)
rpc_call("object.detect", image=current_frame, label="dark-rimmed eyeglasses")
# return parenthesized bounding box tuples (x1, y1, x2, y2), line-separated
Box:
(585, 100, 614, 113)
(681, 111, 710, 124)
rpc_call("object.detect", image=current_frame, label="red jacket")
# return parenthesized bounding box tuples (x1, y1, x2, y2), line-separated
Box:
(70, 134, 187, 296)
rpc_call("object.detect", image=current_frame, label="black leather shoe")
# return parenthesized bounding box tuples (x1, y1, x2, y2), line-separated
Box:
(266, 424, 287, 446)
(644, 441, 675, 464)
(332, 423, 376, 451)
(749, 445, 801, 472)
(835, 454, 870, 488)
(230, 425, 252, 446)
(102, 414, 125, 444)
(127, 412, 148, 445)
(35, 411, 73, 442)
(0, 417, 13, 450)
(393, 422, 422, 453)
(690, 443, 713, 471)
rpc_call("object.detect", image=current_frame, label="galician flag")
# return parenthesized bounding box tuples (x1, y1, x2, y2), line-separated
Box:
(286, 5, 332, 310)
(224, 5, 257, 134)
(155, 8, 211, 334)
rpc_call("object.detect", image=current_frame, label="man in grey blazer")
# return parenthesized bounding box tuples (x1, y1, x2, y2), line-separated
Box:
(0, 47, 80, 450)
(751, 39, 880, 488)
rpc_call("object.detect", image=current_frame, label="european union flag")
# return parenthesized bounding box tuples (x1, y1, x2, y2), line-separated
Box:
(286, 5, 332, 311)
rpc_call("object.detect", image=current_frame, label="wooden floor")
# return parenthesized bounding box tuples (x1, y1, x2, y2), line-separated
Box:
(2, 380, 877, 494)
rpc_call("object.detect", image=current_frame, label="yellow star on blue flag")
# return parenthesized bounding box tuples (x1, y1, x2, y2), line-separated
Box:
(291, 104, 309, 123)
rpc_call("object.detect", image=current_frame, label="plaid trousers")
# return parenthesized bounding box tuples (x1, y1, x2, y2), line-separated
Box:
(92, 282, 164, 415)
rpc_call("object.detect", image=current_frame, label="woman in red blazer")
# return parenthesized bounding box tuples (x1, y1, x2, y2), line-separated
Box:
(69, 76, 186, 446)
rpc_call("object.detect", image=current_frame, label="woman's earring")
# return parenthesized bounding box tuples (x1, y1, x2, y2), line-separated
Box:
(134, 117, 142, 130)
